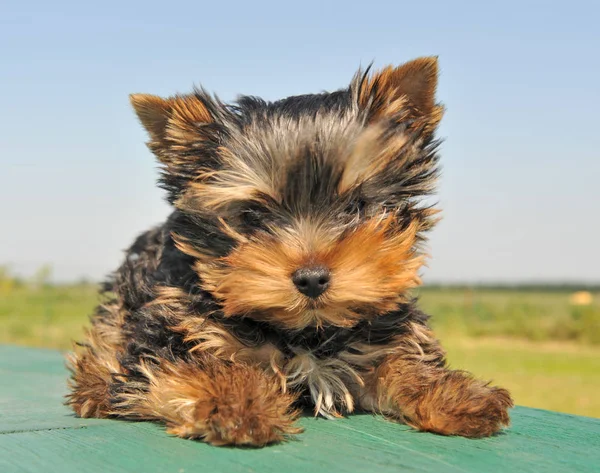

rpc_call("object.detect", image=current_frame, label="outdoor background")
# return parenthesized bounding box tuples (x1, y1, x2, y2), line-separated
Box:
(1, 1, 599, 418)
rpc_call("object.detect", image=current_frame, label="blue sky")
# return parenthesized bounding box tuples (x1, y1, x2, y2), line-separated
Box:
(1, 0, 599, 282)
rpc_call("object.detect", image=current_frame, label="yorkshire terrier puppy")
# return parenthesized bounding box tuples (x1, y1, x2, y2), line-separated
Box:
(67, 57, 512, 446)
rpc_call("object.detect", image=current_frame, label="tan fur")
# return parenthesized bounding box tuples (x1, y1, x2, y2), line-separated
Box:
(129, 93, 213, 165)
(358, 57, 444, 133)
(371, 325, 513, 438)
(339, 123, 410, 193)
(340, 321, 444, 370)
(174, 215, 424, 330)
(66, 301, 126, 417)
(114, 358, 301, 446)
(129, 94, 174, 141)
(150, 285, 284, 369)
(177, 148, 279, 211)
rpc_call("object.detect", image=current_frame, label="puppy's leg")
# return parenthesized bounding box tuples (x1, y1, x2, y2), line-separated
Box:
(115, 358, 301, 447)
(371, 323, 513, 438)
(67, 302, 125, 418)
(66, 339, 120, 418)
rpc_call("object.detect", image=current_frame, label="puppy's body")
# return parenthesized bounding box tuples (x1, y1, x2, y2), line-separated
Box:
(68, 57, 512, 446)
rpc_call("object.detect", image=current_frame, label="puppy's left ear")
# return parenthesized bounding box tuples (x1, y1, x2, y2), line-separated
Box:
(356, 57, 444, 132)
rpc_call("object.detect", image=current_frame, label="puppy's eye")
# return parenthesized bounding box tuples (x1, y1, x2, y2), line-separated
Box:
(345, 198, 367, 215)
(241, 206, 267, 230)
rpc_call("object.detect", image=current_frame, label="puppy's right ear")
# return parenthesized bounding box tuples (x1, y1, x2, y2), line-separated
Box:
(130, 92, 223, 203)
(129, 94, 173, 143)
(130, 93, 214, 150)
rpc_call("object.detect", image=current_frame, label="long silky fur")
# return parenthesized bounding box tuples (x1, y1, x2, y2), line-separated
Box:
(67, 57, 512, 445)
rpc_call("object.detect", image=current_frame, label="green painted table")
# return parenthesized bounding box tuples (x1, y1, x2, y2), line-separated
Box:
(0, 345, 598, 473)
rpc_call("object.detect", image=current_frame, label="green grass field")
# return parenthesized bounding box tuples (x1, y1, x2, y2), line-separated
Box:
(1, 281, 599, 418)
(418, 286, 600, 344)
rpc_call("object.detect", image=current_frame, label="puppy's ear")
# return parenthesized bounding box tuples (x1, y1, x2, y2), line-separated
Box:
(130, 94, 171, 141)
(356, 57, 443, 132)
(130, 92, 224, 203)
(130, 93, 214, 149)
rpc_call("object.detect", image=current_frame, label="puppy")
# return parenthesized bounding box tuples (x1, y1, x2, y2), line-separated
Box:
(67, 57, 512, 446)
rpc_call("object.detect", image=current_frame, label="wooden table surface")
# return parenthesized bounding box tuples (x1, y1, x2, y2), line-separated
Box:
(0, 344, 598, 473)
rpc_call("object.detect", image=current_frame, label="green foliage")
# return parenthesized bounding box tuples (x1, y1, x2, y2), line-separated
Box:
(417, 287, 600, 345)
(31, 264, 53, 288)
(0, 267, 98, 350)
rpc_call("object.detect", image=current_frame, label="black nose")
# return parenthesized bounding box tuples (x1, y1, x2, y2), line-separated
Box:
(292, 267, 331, 298)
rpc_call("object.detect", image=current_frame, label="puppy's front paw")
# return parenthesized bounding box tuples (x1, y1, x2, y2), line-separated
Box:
(167, 364, 301, 447)
(406, 373, 513, 438)
(206, 400, 300, 446)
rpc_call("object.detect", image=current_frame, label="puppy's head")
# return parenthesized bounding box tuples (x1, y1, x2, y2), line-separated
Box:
(131, 57, 443, 330)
